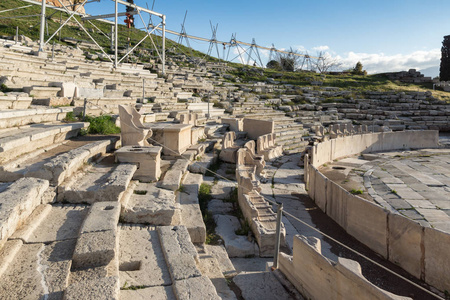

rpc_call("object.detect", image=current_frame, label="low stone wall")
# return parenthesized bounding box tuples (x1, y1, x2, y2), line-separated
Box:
(242, 118, 274, 140)
(279, 235, 411, 300)
(310, 130, 439, 167)
(306, 130, 450, 292)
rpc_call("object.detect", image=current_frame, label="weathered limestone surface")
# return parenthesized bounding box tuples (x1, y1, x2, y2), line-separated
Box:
(121, 183, 180, 225)
(243, 118, 274, 140)
(424, 227, 450, 293)
(115, 146, 162, 182)
(59, 163, 136, 204)
(172, 276, 221, 300)
(0, 240, 75, 300)
(118, 105, 152, 147)
(121, 286, 176, 300)
(13, 204, 88, 243)
(197, 252, 237, 300)
(160, 169, 183, 191)
(72, 202, 120, 269)
(178, 172, 206, 243)
(0, 239, 22, 279)
(157, 225, 201, 281)
(119, 225, 172, 288)
(388, 214, 423, 278)
(279, 235, 411, 300)
(0, 177, 49, 247)
(42, 138, 118, 185)
(79, 202, 120, 234)
(214, 214, 259, 258)
(64, 276, 120, 300)
(205, 244, 237, 277)
(233, 271, 296, 300)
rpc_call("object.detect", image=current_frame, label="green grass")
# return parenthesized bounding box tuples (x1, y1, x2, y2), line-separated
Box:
(198, 183, 221, 245)
(350, 189, 364, 195)
(235, 219, 251, 236)
(227, 66, 450, 103)
(63, 112, 78, 122)
(0, 0, 214, 62)
(84, 115, 120, 135)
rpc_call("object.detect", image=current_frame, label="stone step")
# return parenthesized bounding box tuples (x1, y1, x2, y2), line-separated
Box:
(0, 178, 49, 248)
(233, 271, 297, 300)
(213, 214, 259, 258)
(274, 123, 304, 132)
(23, 86, 61, 99)
(0, 136, 119, 185)
(0, 202, 91, 298)
(196, 249, 237, 300)
(157, 225, 221, 299)
(121, 181, 181, 226)
(178, 172, 206, 243)
(72, 202, 121, 269)
(0, 94, 32, 110)
(0, 107, 74, 129)
(234, 112, 285, 119)
(275, 132, 304, 143)
(119, 224, 175, 299)
(58, 156, 136, 204)
(0, 122, 88, 164)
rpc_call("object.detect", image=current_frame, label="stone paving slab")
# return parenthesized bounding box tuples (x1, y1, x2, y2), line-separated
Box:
(0, 240, 75, 300)
(204, 244, 237, 277)
(233, 271, 296, 300)
(358, 150, 450, 232)
(157, 225, 201, 281)
(19, 204, 88, 243)
(172, 276, 221, 300)
(119, 225, 171, 288)
(121, 183, 180, 225)
(64, 276, 120, 300)
(120, 286, 176, 300)
(214, 214, 259, 258)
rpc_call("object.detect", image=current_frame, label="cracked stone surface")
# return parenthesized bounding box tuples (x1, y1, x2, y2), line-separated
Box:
(0, 240, 75, 300)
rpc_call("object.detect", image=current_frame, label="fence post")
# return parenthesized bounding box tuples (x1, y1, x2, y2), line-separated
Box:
(304, 153, 309, 189)
(83, 98, 87, 121)
(273, 202, 283, 269)
(142, 78, 145, 103)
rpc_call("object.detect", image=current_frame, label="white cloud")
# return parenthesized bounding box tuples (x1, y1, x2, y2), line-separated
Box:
(312, 45, 330, 51)
(336, 49, 441, 74)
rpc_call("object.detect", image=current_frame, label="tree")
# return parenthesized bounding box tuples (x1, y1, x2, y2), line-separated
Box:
(313, 51, 342, 73)
(354, 61, 363, 73)
(266, 60, 281, 70)
(440, 35, 450, 81)
(352, 61, 367, 75)
(270, 47, 302, 72)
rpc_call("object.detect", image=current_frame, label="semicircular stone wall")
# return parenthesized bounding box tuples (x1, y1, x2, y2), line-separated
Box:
(305, 130, 450, 293)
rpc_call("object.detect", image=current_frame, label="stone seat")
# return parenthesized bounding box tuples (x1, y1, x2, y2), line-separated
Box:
(0, 122, 88, 163)
(23, 86, 61, 98)
(0, 177, 49, 248)
(0, 94, 32, 110)
(118, 105, 152, 147)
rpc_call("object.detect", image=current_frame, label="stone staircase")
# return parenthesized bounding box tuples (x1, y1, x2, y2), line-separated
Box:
(274, 121, 310, 155)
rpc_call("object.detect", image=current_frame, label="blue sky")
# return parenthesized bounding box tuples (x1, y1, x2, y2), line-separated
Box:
(84, 0, 450, 76)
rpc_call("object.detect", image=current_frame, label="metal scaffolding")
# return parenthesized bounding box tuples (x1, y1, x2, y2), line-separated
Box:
(3, 0, 322, 71)
(5, 0, 167, 73)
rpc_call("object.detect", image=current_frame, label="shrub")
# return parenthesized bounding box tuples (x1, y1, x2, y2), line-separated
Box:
(84, 115, 120, 135)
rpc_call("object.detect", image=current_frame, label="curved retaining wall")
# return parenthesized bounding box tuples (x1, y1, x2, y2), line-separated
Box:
(306, 130, 450, 293)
